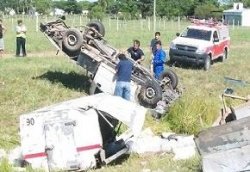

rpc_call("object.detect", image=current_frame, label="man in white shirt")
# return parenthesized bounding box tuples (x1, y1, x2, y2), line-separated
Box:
(16, 20, 27, 57)
(0, 19, 6, 57)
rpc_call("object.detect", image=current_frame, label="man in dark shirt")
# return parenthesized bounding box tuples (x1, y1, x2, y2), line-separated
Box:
(127, 40, 145, 64)
(114, 54, 133, 100)
(150, 32, 161, 55)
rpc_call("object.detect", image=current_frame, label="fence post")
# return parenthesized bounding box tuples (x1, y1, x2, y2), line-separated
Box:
(140, 19, 143, 30)
(79, 15, 82, 26)
(164, 18, 166, 30)
(232, 19, 235, 30)
(72, 14, 76, 26)
(158, 18, 161, 29)
(11, 17, 14, 32)
(178, 16, 180, 32)
(116, 16, 119, 31)
(148, 17, 151, 31)
(36, 15, 39, 32)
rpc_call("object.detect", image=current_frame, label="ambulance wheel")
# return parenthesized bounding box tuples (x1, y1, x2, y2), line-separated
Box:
(138, 81, 162, 108)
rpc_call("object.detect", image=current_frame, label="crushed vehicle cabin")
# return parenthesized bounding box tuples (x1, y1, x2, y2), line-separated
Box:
(169, 19, 230, 70)
(20, 94, 146, 171)
(40, 17, 180, 110)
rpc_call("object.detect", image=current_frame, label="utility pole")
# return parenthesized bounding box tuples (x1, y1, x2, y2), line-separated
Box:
(153, 0, 156, 33)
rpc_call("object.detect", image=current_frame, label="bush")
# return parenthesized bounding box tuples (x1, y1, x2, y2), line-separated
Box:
(88, 5, 105, 21)
(194, 3, 222, 20)
(165, 93, 219, 135)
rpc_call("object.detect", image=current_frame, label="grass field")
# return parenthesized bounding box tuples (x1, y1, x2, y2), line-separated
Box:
(0, 15, 250, 171)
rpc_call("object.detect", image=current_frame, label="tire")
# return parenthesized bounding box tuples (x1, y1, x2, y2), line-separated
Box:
(168, 56, 175, 66)
(87, 21, 105, 37)
(221, 49, 228, 62)
(62, 28, 83, 53)
(138, 80, 162, 108)
(204, 55, 211, 71)
(159, 70, 178, 89)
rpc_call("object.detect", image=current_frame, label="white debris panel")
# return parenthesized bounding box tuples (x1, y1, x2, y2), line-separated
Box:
(126, 128, 197, 160)
(19, 93, 147, 171)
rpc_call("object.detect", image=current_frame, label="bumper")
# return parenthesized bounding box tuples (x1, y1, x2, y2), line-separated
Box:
(169, 49, 207, 65)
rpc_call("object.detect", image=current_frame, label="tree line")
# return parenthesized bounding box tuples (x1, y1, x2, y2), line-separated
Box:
(0, 0, 250, 19)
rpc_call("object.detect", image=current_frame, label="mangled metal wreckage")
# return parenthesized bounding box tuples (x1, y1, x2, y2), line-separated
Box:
(195, 91, 250, 172)
(20, 94, 146, 171)
(39, 18, 180, 111)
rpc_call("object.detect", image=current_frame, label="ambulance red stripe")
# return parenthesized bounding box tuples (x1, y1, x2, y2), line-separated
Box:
(24, 152, 47, 159)
(76, 144, 101, 152)
(24, 144, 101, 159)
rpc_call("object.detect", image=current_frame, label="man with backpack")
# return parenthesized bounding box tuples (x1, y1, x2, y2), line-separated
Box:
(152, 41, 167, 79)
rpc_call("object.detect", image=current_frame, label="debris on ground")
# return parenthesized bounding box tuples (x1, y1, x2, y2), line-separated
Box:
(19, 93, 146, 171)
(126, 128, 196, 160)
(195, 90, 250, 172)
(213, 88, 250, 126)
(224, 76, 249, 87)
(0, 93, 194, 171)
(195, 116, 250, 172)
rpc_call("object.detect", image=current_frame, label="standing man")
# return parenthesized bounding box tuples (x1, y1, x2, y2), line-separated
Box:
(150, 32, 161, 56)
(16, 20, 27, 57)
(114, 54, 133, 101)
(152, 41, 166, 79)
(0, 19, 6, 57)
(127, 40, 145, 64)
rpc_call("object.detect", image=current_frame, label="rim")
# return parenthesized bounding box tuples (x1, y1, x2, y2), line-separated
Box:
(161, 77, 170, 85)
(161, 77, 171, 88)
(146, 87, 156, 99)
(68, 34, 77, 46)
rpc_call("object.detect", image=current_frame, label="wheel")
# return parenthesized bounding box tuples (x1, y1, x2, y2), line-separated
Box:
(168, 57, 175, 66)
(62, 28, 83, 53)
(87, 21, 105, 37)
(138, 80, 162, 108)
(204, 56, 211, 71)
(221, 49, 228, 62)
(159, 70, 178, 89)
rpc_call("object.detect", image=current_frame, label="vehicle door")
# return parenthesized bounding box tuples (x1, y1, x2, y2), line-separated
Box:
(212, 31, 221, 59)
(45, 120, 79, 171)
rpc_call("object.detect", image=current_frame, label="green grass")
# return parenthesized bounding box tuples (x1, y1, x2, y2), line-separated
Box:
(0, 16, 250, 171)
(0, 56, 88, 149)
(91, 154, 201, 172)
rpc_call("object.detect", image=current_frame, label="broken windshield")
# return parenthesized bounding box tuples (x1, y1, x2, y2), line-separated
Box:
(181, 28, 212, 41)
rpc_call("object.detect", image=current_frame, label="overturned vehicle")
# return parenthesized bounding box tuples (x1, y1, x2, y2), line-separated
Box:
(40, 18, 180, 109)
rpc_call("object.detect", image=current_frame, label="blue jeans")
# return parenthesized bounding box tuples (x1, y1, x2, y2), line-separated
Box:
(114, 81, 131, 100)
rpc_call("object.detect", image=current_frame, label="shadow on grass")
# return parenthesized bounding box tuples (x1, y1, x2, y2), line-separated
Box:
(167, 58, 224, 70)
(167, 61, 203, 70)
(34, 71, 90, 93)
